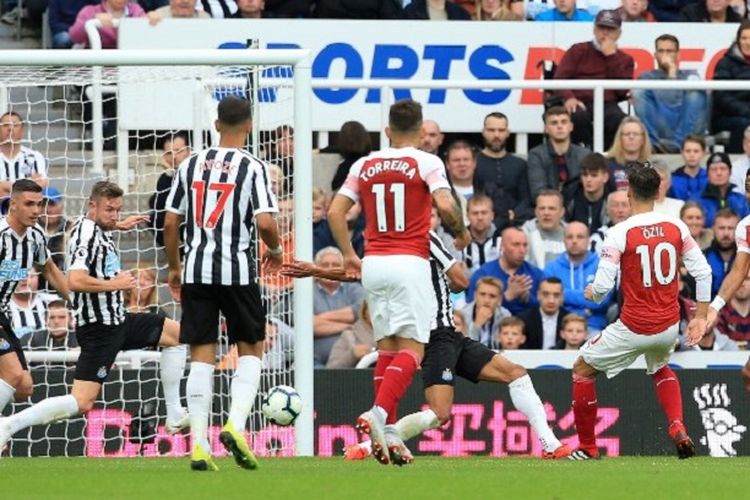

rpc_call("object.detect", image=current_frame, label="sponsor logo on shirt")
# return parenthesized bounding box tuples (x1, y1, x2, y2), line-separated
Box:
(0, 260, 27, 281)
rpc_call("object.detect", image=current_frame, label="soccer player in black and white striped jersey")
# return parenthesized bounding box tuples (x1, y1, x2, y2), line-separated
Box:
(0, 182, 189, 450)
(0, 180, 68, 418)
(164, 96, 282, 472)
(0, 112, 48, 198)
(283, 231, 572, 464)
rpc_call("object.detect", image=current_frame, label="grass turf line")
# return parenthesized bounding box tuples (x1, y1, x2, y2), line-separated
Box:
(1, 456, 747, 500)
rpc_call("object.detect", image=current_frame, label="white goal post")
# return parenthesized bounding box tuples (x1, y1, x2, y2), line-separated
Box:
(0, 48, 315, 457)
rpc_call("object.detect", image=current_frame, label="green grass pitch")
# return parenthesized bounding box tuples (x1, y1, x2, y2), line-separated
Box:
(2, 456, 748, 499)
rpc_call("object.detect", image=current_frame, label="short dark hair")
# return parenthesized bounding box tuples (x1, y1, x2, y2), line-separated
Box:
(682, 134, 705, 151)
(162, 130, 190, 149)
(626, 161, 661, 201)
(714, 208, 739, 223)
(0, 111, 22, 123)
(737, 20, 750, 45)
(543, 106, 570, 122)
(47, 299, 68, 310)
(536, 189, 564, 206)
(499, 316, 525, 335)
(217, 96, 252, 127)
(580, 152, 608, 174)
(483, 111, 508, 128)
(11, 179, 42, 197)
(90, 181, 123, 201)
(337, 121, 371, 158)
(540, 276, 563, 288)
(655, 34, 679, 51)
(388, 99, 422, 134)
(446, 140, 476, 160)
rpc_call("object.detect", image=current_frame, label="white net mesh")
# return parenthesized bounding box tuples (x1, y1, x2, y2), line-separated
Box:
(1, 62, 299, 457)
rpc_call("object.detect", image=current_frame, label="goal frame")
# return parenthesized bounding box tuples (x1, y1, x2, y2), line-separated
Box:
(0, 48, 315, 457)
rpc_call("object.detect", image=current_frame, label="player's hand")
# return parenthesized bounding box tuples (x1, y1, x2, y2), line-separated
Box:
(262, 251, 283, 274)
(146, 11, 162, 26)
(453, 230, 471, 252)
(742, 360, 750, 393)
(706, 307, 719, 332)
(584, 284, 594, 302)
(343, 252, 361, 280)
(474, 305, 494, 327)
(564, 98, 586, 114)
(281, 261, 317, 278)
(116, 214, 150, 231)
(685, 317, 707, 347)
(112, 271, 137, 291)
(167, 269, 181, 302)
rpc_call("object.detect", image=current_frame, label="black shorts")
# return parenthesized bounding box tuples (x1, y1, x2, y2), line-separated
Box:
(422, 327, 496, 388)
(180, 283, 266, 345)
(74, 313, 165, 383)
(0, 314, 26, 370)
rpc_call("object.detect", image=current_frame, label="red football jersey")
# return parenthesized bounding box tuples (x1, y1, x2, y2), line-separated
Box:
(339, 147, 449, 259)
(600, 212, 700, 334)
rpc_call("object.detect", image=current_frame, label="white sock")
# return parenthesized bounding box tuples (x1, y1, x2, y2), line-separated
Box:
(509, 374, 561, 452)
(187, 361, 214, 450)
(372, 405, 387, 422)
(394, 409, 440, 441)
(160, 345, 187, 423)
(7, 394, 79, 435)
(0, 379, 15, 414)
(228, 355, 262, 432)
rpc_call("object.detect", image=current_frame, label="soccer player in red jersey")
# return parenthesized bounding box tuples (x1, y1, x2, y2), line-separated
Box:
(707, 168, 750, 392)
(568, 162, 712, 460)
(328, 100, 470, 465)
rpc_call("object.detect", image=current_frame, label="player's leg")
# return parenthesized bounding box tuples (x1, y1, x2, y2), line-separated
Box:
(570, 356, 601, 460)
(217, 283, 266, 470)
(146, 317, 189, 433)
(180, 284, 220, 471)
(0, 353, 25, 413)
(643, 324, 694, 459)
(472, 351, 568, 458)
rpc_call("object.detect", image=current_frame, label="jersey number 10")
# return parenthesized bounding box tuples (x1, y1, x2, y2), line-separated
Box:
(372, 183, 405, 233)
(635, 242, 677, 288)
(192, 181, 235, 229)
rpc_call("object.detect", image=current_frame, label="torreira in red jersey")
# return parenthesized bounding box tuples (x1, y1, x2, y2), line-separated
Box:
(338, 146, 450, 259)
(590, 211, 712, 335)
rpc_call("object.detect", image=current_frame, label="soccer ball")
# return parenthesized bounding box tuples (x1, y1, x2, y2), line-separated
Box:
(261, 385, 302, 426)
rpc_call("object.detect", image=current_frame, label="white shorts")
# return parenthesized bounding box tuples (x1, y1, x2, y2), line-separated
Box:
(580, 319, 678, 379)
(361, 255, 434, 344)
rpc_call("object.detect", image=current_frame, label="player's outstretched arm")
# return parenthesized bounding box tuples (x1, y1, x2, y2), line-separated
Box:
(281, 261, 357, 282)
(115, 214, 150, 231)
(164, 212, 183, 300)
(256, 212, 283, 273)
(68, 269, 136, 293)
(432, 188, 470, 250)
(41, 259, 70, 301)
(328, 195, 361, 279)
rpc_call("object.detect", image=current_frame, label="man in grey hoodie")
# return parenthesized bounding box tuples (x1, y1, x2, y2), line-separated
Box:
(522, 190, 566, 269)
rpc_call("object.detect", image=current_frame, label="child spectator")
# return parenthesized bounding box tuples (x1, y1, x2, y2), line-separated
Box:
(556, 313, 588, 350)
(458, 276, 512, 349)
(497, 316, 527, 351)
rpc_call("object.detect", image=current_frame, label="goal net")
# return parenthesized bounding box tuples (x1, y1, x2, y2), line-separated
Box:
(0, 50, 313, 458)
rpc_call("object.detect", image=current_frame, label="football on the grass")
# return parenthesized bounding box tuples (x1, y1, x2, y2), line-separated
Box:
(261, 385, 302, 426)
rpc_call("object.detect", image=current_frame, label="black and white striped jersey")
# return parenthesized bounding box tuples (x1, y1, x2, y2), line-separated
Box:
(9, 295, 47, 339)
(166, 147, 278, 286)
(0, 146, 47, 183)
(0, 219, 49, 315)
(200, 0, 237, 17)
(67, 217, 125, 327)
(429, 231, 457, 331)
(462, 233, 500, 276)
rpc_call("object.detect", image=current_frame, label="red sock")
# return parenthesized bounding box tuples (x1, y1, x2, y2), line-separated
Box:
(374, 349, 419, 419)
(572, 374, 598, 452)
(652, 366, 684, 432)
(373, 350, 398, 424)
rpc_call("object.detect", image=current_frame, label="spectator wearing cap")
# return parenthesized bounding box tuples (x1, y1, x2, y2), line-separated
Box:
(553, 10, 634, 150)
(0, 111, 49, 199)
(39, 186, 70, 273)
(679, 0, 744, 22)
(633, 34, 708, 154)
(692, 151, 748, 226)
(536, 0, 594, 21)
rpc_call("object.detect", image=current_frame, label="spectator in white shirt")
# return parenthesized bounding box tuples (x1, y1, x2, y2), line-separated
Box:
(652, 160, 685, 219)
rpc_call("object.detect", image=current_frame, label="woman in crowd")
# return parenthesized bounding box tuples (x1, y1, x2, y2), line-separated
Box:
(680, 201, 713, 251)
(606, 116, 652, 190)
(474, 0, 524, 20)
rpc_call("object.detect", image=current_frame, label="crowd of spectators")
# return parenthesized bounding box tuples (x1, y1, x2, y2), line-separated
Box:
(6, 1, 750, 367)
